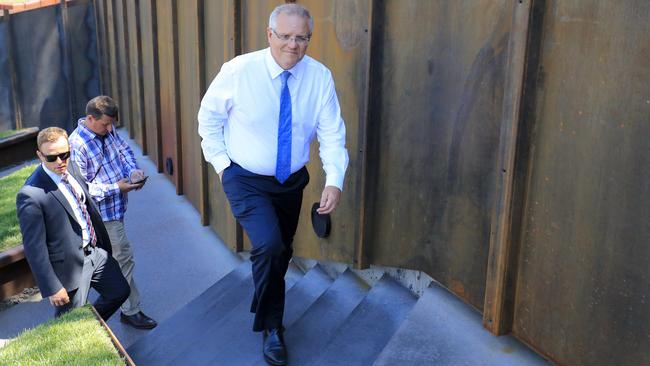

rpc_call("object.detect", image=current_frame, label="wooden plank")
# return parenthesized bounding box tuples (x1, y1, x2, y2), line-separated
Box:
(92, 0, 106, 94)
(482, 0, 532, 335)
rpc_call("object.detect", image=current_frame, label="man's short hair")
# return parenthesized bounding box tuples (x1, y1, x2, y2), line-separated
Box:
(86, 95, 119, 121)
(269, 3, 313, 34)
(37, 127, 68, 149)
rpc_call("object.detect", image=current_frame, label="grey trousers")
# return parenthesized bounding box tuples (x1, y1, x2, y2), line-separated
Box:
(54, 246, 130, 320)
(104, 219, 141, 316)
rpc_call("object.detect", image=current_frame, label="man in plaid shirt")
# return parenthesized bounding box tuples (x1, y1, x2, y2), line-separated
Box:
(69, 95, 157, 329)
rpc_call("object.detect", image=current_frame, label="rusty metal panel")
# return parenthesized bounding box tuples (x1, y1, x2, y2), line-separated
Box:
(125, 0, 143, 146)
(204, 0, 238, 249)
(156, 0, 181, 191)
(104, 0, 119, 100)
(139, 0, 161, 170)
(364, 0, 512, 310)
(113, 0, 132, 132)
(177, 0, 207, 218)
(512, 1, 650, 365)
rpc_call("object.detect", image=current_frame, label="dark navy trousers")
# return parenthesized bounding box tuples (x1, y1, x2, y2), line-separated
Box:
(222, 162, 309, 332)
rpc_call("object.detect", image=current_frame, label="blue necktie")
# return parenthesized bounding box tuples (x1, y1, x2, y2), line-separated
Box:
(275, 71, 292, 184)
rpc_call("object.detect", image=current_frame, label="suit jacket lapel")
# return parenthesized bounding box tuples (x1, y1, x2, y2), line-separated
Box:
(37, 166, 79, 225)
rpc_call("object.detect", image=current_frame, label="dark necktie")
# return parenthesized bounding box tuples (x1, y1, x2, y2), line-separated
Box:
(61, 173, 97, 247)
(275, 70, 292, 184)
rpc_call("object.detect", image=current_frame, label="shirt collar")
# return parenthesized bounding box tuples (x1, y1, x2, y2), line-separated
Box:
(264, 47, 304, 81)
(42, 163, 63, 184)
(77, 117, 101, 141)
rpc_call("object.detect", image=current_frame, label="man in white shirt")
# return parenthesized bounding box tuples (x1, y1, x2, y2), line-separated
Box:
(198, 4, 348, 365)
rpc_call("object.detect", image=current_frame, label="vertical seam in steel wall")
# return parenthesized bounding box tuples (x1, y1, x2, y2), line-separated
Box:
(92, 0, 105, 94)
(171, 0, 183, 195)
(197, 0, 209, 226)
(483, 0, 533, 336)
(60, 0, 78, 125)
(134, 0, 147, 155)
(2, 9, 23, 130)
(150, 0, 162, 172)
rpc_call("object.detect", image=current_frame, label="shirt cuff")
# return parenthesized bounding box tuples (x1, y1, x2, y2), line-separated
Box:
(210, 154, 232, 175)
(325, 174, 344, 191)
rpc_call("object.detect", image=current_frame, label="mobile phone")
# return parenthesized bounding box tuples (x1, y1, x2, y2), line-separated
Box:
(131, 176, 149, 185)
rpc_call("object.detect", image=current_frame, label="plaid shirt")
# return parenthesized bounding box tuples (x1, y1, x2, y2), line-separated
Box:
(69, 118, 139, 221)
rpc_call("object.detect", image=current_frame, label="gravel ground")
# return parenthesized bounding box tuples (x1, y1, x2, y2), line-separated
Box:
(0, 287, 41, 312)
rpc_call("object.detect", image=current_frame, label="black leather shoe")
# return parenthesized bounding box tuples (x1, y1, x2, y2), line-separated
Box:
(120, 311, 158, 329)
(263, 328, 287, 365)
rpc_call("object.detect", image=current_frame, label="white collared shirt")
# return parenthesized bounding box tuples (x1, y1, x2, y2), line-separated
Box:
(198, 48, 349, 189)
(42, 164, 91, 246)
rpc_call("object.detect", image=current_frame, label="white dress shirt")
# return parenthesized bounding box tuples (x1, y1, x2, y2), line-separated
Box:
(198, 48, 349, 189)
(42, 164, 91, 246)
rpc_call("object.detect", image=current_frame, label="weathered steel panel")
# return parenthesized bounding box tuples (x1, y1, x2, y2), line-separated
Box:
(204, 0, 238, 250)
(513, 1, 650, 365)
(105, 0, 120, 101)
(365, 0, 512, 309)
(139, 0, 161, 169)
(177, 0, 206, 215)
(291, 0, 370, 264)
(67, 2, 100, 118)
(126, 0, 143, 146)
(156, 0, 181, 190)
(113, 0, 132, 132)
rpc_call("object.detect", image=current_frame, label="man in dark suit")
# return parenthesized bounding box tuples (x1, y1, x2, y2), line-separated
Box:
(16, 127, 130, 320)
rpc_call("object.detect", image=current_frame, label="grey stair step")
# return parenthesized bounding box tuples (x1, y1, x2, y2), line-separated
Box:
(373, 283, 550, 366)
(280, 268, 370, 366)
(192, 265, 333, 365)
(285, 260, 305, 290)
(127, 261, 252, 365)
(310, 273, 418, 366)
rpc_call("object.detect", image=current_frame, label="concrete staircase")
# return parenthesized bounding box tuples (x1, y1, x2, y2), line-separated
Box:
(127, 257, 549, 365)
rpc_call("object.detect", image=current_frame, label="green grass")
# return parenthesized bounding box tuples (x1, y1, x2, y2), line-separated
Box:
(0, 129, 19, 140)
(0, 164, 37, 252)
(0, 305, 125, 365)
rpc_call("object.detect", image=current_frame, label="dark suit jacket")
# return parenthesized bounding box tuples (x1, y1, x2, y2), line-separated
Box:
(16, 162, 112, 298)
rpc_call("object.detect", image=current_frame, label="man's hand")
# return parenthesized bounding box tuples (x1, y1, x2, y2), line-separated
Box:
(129, 169, 145, 183)
(117, 178, 144, 192)
(49, 287, 69, 307)
(317, 186, 341, 214)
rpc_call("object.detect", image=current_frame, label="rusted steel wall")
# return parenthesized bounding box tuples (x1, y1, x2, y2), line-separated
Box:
(204, 0, 239, 250)
(97, 1, 650, 364)
(139, 0, 161, 170)
(125, 0, 144, 147)
(511, 1, 650, 365)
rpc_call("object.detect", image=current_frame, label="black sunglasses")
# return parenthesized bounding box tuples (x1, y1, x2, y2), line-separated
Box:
(40, 150, 70, 162)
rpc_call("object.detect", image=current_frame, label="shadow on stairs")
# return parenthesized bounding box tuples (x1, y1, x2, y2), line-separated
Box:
(127, 257, 549, 365)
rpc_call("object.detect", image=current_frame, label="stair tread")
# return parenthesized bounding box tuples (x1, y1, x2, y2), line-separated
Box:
(127, 261, 251, 364)
(183, 266, 333, 365)
(167, 264, 333, 365)
(310, 273, 417, 366)
(374, 283, 549, 366)
(279, 269, 370, 366)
